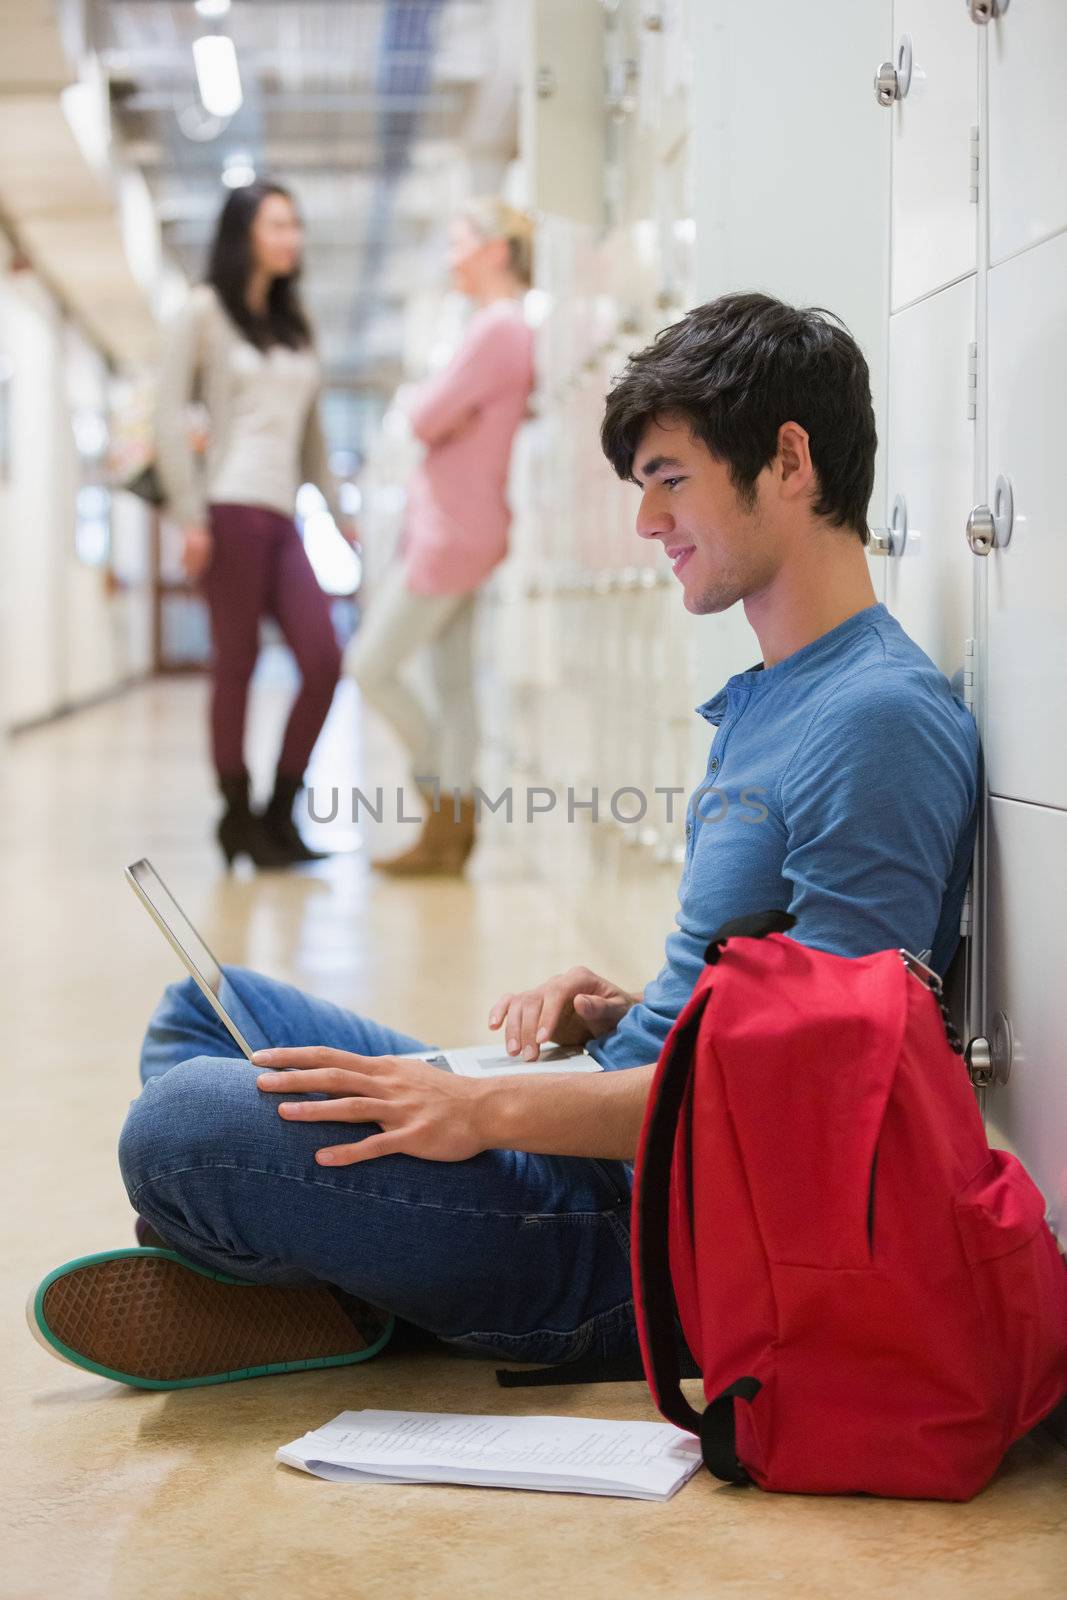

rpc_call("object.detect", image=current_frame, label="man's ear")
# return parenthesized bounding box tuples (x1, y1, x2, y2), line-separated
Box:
(775, 421, 815, 502)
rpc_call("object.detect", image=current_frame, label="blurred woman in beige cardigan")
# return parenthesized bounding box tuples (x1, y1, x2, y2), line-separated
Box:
(156, 180, 357, 868)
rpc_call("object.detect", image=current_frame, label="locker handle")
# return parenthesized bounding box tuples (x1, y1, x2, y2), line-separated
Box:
(874, 35, 912, 106)
(966, 477, 1014, 556)
(966, 1015, 1013, 1088)
(869, 494, 908, 558)
(967, 0, 1010, 25)
(536, 65, 556, 100)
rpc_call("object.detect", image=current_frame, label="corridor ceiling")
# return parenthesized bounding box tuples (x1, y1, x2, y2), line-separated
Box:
(90, 0, 519, 395)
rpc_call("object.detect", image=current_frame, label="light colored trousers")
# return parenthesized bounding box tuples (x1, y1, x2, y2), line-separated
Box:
(344, 562, 478, 794)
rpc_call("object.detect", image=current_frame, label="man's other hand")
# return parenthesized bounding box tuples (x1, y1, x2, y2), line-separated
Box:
(254, 1049, 491, 1166)
(488, 968, 636, 1061)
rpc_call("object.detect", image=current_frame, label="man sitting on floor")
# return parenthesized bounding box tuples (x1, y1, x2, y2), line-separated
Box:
(31, 293, 978, 1389)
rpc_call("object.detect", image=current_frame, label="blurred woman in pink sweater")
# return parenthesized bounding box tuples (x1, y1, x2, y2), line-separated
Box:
(347, 199, 535, 874)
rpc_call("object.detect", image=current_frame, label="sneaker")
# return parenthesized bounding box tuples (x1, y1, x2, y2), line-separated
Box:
(28, 1247, 394, 1390)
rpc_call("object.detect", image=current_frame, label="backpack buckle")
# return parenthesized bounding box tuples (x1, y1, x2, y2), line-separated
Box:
(898, 948, 943, 995)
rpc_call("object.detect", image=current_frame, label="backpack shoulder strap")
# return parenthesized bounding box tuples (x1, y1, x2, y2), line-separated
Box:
(704, 908, 796, 963)
(633, 991, 709, 1435)
(635, 987, 763, 1483)
(636, 908, 796, 1482)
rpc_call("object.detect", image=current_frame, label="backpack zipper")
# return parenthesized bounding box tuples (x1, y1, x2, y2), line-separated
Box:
(899, 949, 964, 1055)
(898, 948, 942, 993)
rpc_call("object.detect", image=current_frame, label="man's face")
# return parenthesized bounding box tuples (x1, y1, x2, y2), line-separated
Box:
(632, 417, 779, 615)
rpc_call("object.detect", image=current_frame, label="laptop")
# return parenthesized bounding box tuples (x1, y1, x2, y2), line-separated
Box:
(125, 858, 603, 1077)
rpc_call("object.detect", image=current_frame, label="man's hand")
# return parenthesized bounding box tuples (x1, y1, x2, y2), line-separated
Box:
(255, 1046, 657, 1165)
(488, 968, 637, 1061)
(253, 1048, 492, 1167)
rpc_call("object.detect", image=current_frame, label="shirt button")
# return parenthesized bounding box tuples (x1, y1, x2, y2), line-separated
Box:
(709, 758, 720, 773)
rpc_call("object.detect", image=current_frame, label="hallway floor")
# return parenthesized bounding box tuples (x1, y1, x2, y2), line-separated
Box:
(5, 670, 1066, 1600)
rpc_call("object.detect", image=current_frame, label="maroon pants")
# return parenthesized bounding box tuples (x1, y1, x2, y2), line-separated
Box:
(200, 503, 342, 781)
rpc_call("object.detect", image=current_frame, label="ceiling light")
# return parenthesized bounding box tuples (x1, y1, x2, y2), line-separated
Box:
(177, 102, 225, 142)
(193, 34, 242, 119)
(194, 0, 232, 18)
(222, 155, 256, 188)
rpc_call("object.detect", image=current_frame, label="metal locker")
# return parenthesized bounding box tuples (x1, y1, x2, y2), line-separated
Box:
(882, 0, 978, 309)
(981, 229, 1067, 810)
(693, 0, 892, 526)
(987, 0, 1067, 265)
(3, 275, 67, 726)
(982, 795, 1067, 1241)
(520, 0, 605, 227)
(883, 275, 976, 679)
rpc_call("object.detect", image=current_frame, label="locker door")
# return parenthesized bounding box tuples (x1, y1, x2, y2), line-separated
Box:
(984, 796, 1067, 1238)
(982, 231, 1067, 809)
(888, 0, 978, 309)
(520, 0, 604, 226)
(4, 275, 67, 725)
(988, 2, 1067, 265)
(884, 276, 976, 679)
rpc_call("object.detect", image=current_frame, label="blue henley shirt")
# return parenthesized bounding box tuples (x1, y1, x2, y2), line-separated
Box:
(589, 602, 979, 1072)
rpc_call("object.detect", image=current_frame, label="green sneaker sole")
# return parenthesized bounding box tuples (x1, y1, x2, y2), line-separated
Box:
(28, 1247, 394, 1390)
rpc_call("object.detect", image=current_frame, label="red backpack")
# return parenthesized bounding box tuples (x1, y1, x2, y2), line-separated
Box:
(631, 911, 1067, 1501)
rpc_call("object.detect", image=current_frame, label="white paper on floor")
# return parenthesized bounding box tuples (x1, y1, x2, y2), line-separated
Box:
(277, 1409, 703, 1501)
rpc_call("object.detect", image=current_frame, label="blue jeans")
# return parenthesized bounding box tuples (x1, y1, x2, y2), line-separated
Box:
(119, 967, 639, 1365)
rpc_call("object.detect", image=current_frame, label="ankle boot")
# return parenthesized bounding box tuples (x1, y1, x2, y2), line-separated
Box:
(216, 771, 296, 869)
(263, 772, 330, 863)
(376, 795, 477, 877)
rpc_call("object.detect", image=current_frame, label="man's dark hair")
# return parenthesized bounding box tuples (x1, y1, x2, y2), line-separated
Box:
(600, 292, 876, 543)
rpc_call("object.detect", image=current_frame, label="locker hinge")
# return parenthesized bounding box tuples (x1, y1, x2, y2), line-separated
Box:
(966, 342, 978, 420)
(959, 877, 973, 939)
(969, 125, 980, 203)
(962, 635, 977, 714)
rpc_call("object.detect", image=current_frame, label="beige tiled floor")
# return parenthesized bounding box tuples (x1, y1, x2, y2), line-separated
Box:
(4, 668, 1066, 1600)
